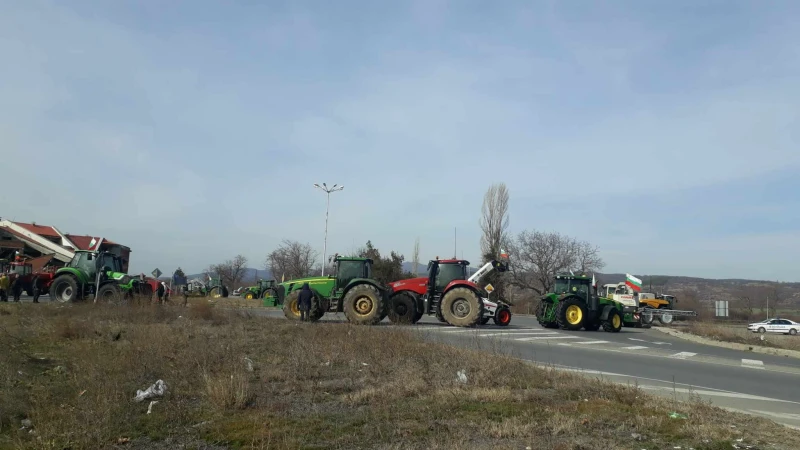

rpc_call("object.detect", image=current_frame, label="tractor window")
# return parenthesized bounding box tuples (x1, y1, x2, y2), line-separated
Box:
(436, 263, 466, 291)
(554, 279, 571, 294)
(337, 260, 365, 287)
(72, 253, 96, 276)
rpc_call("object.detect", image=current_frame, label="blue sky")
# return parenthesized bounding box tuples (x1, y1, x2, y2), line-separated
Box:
(2, 0, 799, 281)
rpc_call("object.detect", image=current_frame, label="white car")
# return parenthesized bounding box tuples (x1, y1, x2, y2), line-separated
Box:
(747, 318, 800, 335)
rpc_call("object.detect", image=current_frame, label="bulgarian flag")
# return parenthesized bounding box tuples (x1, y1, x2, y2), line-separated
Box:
(625, 273, 642, 292)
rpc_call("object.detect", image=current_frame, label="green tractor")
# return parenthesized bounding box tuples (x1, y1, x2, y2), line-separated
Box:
(48, 250, 147, 303)
(240, 279, 277, 300)
(536, 273, 637, 332)
(280, 256, 389, 325)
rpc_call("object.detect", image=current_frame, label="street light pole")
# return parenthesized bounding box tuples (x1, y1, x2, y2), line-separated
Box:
(313, 183, 344, 276)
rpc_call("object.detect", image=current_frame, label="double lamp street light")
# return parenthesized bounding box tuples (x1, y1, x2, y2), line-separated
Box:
(313, 183, 344, 276)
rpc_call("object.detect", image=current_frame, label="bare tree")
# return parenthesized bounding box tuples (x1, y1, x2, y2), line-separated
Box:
(479, 183, 510, 260)
(412, 237, 420, 276)
(507, 230, 604, 296)
(207, 254, 249, 289)
(265, 240, 318, 281)
(479, 183, 510, 300)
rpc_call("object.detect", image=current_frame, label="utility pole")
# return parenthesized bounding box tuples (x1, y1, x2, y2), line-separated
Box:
(313, 183, 344, 276)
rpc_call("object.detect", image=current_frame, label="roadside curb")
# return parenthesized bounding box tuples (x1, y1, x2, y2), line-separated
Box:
(652, 327, 800, 360)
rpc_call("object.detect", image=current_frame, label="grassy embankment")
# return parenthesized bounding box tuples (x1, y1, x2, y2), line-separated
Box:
(1, 302, 798, 449)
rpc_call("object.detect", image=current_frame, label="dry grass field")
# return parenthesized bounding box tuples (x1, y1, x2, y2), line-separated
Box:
(1, 301, 798, 449)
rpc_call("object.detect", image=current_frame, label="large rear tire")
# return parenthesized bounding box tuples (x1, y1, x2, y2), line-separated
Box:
(641, 306, 655, 325)
(658, 311, 674, 325)
(536, 300, 558, 328)
(440, 287, 484, 327)
(602, 308, 623, 333)
(388, 292, 416, 325)
(50, 275, 80, 303)
(343, 284, 384, 325)
(282, 290, 302, 320)
(556, 297, 587, 331)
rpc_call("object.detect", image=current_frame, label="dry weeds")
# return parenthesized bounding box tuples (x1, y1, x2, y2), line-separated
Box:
(0, 302, 798, 450)
(687, 321, 800, 352)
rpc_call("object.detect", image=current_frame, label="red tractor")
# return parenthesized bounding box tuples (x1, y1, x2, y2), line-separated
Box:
(4, 256, 58, 302)
(387, 257, 511, 327)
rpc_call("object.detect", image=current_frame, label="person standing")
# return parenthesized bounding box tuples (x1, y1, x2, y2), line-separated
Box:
(297, 283, 313, 322)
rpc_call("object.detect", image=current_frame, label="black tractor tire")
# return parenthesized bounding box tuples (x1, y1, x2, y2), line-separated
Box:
(584, 321, 601, 331)
(602, 308, 623, 333)
(388, 292, 417, 325)
(641, 306, 655, 325)
(412, 298, 424, 324)
(440, 287, 484, 327)
(282, 290, 302, 320)
(536, 301, 559, 328)
(96, 283, 124, 304)
(221, 286, 229, 298)
(556, 297, 587, 331)
(308, 295, 326, 322)
(435, 310, 447, 322)
(494, 307, 512, 326)
(479, 317, 491, 325)
(50, 275, 80, 303)
(343, 284, 384, 325)
(25, 287, 34, 297)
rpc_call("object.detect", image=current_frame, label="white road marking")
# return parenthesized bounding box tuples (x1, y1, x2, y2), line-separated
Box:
(478, 332, 551, 337)
(670, 352, 697, 359)
(570, 340, 611, 345)
(652, 342, 672, 345)
(741, 359, 765, 370)
(628, 338, 647, 342)
(515, 336, 580, 341)
(621, 346, 648, 350)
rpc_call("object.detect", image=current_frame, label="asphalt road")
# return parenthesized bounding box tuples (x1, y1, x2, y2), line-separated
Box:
(261, 309, 800, 429)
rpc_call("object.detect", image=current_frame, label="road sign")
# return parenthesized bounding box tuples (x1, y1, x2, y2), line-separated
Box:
(484, 283, 494, 294)
(152, 268, 162, 279)
(715, 300, 728, 317)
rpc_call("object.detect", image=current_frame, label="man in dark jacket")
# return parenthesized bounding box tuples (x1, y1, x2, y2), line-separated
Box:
(297, 283, 313, 321)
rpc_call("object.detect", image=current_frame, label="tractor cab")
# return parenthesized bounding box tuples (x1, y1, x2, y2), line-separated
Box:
(8, 262, 32, 276)
(333, 257, 373, 291)
(67, 250, 124, 279)
(258, 279, 276, 292)
(426, 259, 469, 295)
(554, 274, 594, 303)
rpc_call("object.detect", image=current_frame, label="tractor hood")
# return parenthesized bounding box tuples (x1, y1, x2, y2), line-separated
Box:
(388, 277, 428, 294)
(278, 276, 332, 288)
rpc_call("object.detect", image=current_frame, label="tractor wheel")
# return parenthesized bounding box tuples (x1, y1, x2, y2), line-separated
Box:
(641, 306, 655, 325)
(435, 310, 447, 323)
(494, 307, 512, 326)
(479, 317, 491, 325)
(584, 321, 601, 331)
(602, 308, 623, 333)
(96, 283, 124, 304)
(658, 311, 674, 325)
(207, 286, 222, 299)
(343, 284, 384, 325)
(556, 297, 587, 331)
(412, 299, 424, 324)
(244, 292, 254, 300)
(282, 290, 302, 320)
(388, 292, 416, 325)
(221, 286, 229, 298)
(308, 295, 326, 322)
(440, 287, 484, 327)
(50, 275, 80, 303)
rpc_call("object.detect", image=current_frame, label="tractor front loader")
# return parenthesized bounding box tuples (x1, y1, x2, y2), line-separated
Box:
(278, 255, 390, 325)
